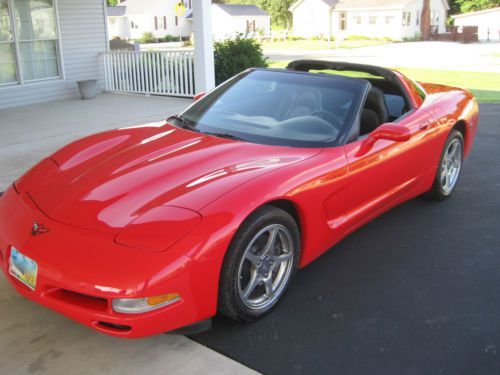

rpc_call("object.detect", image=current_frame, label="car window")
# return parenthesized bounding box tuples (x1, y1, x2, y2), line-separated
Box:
(177, 70, 370, 148)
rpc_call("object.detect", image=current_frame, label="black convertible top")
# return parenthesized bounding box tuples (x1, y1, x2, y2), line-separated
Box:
(286, 60, 398, 81)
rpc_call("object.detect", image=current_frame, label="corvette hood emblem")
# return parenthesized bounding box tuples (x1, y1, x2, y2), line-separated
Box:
(31, 221, 49, 236)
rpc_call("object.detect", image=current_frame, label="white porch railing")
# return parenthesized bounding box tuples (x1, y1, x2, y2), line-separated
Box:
(102, 50, 195, 97)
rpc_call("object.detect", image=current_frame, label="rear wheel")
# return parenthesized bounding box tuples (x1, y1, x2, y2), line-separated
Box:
(218, 206, 300, 322)
(426, 129, 464, 200)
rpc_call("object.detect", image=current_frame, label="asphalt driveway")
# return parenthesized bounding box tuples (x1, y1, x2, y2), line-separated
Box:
(192, 103, 500, 374)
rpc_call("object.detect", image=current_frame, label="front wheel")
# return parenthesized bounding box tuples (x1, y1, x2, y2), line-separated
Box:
(218, 206, 300, 322)
(426, 129, 464, 200)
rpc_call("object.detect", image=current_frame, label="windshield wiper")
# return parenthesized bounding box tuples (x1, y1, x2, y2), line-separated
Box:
(167, 115, 199, 132)
(204, 132, 245, 141)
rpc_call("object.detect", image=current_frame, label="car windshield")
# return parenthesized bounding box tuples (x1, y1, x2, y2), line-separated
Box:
(174, 69, 370, 148)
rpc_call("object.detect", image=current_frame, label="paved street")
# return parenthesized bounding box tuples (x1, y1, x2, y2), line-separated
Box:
(265, 41, 500, 72)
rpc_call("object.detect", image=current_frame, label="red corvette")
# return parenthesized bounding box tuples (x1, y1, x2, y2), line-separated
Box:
(0, 61, 478, 338)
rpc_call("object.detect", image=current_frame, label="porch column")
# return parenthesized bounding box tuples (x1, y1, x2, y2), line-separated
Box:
(192, 0, 215, 94)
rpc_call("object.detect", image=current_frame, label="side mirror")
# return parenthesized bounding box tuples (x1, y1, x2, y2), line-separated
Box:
(357, 124, 411, 156)
(367, 123, 411, 145)
(193, 92, 205, 102)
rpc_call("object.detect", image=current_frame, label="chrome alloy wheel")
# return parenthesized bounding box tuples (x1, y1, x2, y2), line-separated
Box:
(237, 224, 295, 310)
(441, 138, 463, 195)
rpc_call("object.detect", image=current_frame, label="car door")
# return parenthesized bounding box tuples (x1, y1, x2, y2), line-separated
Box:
(342, 107, 436, 234)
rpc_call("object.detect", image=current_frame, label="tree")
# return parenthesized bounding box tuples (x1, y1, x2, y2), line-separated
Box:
(448, 0, 500, 14)
(107, 0, 118, 6)
(267, 0, 294, 29)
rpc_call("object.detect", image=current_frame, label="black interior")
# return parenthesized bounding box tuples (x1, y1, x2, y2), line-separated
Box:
(360, 86, 389, 135)
(286, 60, 414, 139)
(359, 79, 410, 136)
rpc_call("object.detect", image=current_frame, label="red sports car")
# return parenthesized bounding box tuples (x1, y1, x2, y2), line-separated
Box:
(0, 61, 478, 338)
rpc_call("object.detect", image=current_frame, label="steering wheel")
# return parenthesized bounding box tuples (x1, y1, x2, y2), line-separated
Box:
(310, 110, 343, 130)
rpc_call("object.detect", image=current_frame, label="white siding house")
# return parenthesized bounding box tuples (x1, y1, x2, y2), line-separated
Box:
(0, 0, 108, 109)
(108, 0, 193, 40)
(452, 7, 500, 41)
(107, 5, 128, 40)
(107, 2, 270, 42)
(211, 4, 271, 40)
(290, 0, 449, 40)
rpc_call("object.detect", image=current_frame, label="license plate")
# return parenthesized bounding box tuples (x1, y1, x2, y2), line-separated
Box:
(9, 247, 38, 290)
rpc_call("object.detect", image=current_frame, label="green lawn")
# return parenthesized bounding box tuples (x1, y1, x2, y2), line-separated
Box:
(261, 39, 391, 51)
(267, 61, 500, 103)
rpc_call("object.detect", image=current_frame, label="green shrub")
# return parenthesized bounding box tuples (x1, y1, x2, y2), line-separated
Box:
(161, 34, 175, 42)
(140, 32, 156, 44)
(214, 34, 268, 85)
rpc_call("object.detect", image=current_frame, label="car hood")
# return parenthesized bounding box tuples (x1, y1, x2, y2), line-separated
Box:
(25, 123, 320, 234)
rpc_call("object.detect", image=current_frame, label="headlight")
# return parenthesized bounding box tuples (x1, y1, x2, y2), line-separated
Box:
(115, 206, 201, 252)
(112, 293, 181, 314)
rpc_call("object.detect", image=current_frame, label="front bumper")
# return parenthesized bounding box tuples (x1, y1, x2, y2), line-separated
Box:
(0, 187, 220, 338)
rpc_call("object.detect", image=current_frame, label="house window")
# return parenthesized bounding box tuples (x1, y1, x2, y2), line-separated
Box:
(416, 10, 420, 26)
(246, 19, 256, 32)
(385, 16, 394, 25)
(369, 15, 377, 25)
(175, 16, 178, 26)
(339, 12, 347, 31)
(0, 0, 61, 85)
(163, 16, 167, 29)
(354, 14, 362, 25)
(402, 11, 411, 26)
(154, 16, 158, 30)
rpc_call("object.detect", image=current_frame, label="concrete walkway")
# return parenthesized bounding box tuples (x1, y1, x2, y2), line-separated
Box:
(0, 94, 258, 375)
(266, 41, 500, 72)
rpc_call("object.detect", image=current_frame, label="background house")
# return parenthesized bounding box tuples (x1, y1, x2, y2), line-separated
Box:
(0, 0, 108, 109)
(108, 0, 193, 40)
(107, 2, 270, 42)
(211, 4, 271, 40)
(290, 0, 449, 40)
(107, 5, 128, 40)
(452, 7, 500, 41)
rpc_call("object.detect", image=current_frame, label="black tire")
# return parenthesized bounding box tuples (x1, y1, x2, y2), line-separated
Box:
(426, 129, 464, 200)
(218, 205, 301, 322)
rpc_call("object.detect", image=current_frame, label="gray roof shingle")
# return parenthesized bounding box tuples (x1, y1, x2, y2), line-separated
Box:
(214, 4, 269, 17)
(334, 0, 414, 10)
(107, 6, 126, 17)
